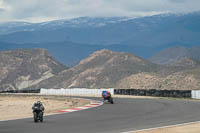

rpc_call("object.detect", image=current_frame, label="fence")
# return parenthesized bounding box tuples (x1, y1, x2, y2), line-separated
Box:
(40, 88, 114, 96)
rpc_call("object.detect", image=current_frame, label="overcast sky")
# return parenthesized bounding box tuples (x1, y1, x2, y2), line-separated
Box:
(0, 0, 199, 23)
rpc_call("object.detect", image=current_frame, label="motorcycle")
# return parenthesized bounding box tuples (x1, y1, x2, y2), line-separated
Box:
(107, 96, 114, 104)
(102, 91, 114, 104)
(33, 106, 44, 123)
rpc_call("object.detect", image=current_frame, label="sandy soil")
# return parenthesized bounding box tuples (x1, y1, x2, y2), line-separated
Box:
(132, 122, 200, 133)
(0, 94, 90, 121)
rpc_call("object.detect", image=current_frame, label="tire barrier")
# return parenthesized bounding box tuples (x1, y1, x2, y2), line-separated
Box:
(114, 89, 192, 98)
(0, 89, 40, 93)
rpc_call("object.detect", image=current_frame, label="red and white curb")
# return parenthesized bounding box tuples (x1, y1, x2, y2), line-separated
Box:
(58, 100, 103, 113)
(0, 99, 103, 122)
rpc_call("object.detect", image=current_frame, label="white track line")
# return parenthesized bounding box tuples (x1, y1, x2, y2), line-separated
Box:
(121, 121, 200, 133)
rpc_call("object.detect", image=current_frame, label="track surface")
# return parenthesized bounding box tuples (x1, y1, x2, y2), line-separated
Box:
(1, 97, 200, 133)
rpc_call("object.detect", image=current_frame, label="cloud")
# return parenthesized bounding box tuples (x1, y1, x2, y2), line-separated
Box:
(0, 7, 4, 12)
(0, 0, 200, 22)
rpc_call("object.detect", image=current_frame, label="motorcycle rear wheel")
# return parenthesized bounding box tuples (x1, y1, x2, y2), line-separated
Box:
(40, 112, 43, 122)
(110, 97, 114, 104)
(34, 112, 38, 123)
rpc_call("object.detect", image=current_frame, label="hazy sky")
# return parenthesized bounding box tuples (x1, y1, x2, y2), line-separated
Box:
(0, 0, 199, 22)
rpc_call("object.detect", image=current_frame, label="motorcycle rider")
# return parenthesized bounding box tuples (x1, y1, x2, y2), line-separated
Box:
(102, 91, 111, 101)
(32, 101, 45, 113)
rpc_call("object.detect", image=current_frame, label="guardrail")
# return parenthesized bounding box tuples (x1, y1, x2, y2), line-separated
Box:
(114, 89, 192, 98)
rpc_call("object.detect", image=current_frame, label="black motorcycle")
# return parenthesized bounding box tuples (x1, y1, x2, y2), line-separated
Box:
(33, 106, 44, 123)
(103, 95, 114, 104)
(108, 96, 114, 104)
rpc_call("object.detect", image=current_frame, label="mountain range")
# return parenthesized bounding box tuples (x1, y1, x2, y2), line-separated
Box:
(29, 49, 158, 89)
(31, 49, 200, 90)
(0, 48, 200, 91)
(0, 12, 200, 66)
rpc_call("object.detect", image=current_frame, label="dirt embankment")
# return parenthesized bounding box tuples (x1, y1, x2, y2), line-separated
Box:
(0, 94, 90, 121)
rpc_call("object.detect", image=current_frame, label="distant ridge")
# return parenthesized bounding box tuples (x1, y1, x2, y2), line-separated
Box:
(168, 57, 200, 67)
(150, 46, 200, 64)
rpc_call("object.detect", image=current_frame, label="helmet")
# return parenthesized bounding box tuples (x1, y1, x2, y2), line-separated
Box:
(36, 101, 41, 105)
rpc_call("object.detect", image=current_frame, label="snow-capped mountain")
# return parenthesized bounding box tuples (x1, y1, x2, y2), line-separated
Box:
(0, 12, 200, 66)
(0, 16, 136, 34)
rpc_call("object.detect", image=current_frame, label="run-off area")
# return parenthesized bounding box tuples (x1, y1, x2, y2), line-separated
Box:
(0, 94, 90, 121)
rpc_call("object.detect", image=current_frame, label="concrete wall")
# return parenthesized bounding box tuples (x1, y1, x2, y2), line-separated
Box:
(191, 90, 200, 99)
(40, 88, 114, 96)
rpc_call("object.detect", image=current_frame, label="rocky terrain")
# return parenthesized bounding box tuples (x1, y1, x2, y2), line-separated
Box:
(117, 57, 200, 90)
(0, 49, 66, 91)
(29, 49, 159, 89)
(117, 71, 200, 90)
(0, 48, 200, 91)
(29, 49, 200, 90)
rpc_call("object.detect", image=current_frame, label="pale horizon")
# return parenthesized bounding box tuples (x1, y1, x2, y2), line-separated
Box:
(0, 0, 200, 23)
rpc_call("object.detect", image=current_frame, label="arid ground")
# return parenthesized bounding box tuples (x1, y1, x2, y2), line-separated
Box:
(0, 94, 90, 121)
(1, 94, 200, 133)
(132, 122, 200, 133)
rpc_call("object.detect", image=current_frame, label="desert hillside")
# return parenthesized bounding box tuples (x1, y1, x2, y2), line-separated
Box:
(117, 71, 200, 90)
(1, 49, 200, 90)
(30, 49, 160, 89)
(0, 49, 66, 91)
(117, 57, 200, 90)
(33, 49, 200, 90)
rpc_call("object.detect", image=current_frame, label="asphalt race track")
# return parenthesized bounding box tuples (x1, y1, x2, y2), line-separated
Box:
(1, 97, 200, 133)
